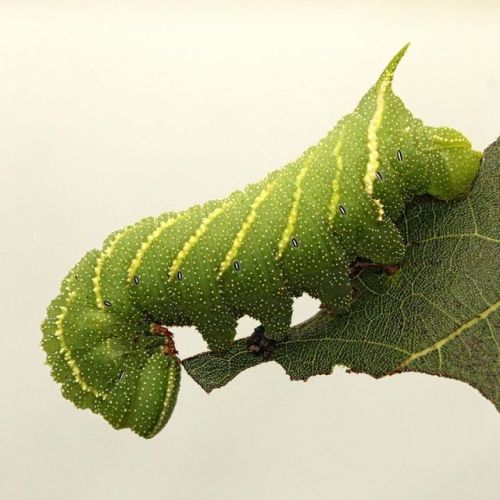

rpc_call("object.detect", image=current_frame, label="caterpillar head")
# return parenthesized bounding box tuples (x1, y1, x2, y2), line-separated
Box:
(422, 126, 482, 200)
(367, 43, 482, 202)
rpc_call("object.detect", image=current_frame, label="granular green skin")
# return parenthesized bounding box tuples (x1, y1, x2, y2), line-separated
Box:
(41, 44, 481, 437)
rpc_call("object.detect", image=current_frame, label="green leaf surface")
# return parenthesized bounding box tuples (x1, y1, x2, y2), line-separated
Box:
(183, 138, 500, 409)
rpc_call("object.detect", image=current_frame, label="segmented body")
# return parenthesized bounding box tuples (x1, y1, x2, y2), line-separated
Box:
(41, 45, 481, 437)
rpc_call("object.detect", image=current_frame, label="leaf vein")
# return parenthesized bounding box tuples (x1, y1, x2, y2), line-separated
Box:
(397, 300, 500, 369)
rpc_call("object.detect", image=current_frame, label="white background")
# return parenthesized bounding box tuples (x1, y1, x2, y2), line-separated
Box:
(1, 2, 499, 499)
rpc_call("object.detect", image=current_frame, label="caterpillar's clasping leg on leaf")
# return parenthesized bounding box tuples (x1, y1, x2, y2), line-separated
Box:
(247, 325, 277, 359)
(151, 323, 179, 357)
(350, 259, 400, 279)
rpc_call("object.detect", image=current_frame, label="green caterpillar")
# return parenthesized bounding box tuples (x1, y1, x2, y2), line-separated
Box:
(42, 44, 481, 438)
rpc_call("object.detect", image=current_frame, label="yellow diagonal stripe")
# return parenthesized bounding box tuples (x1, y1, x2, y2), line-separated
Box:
(374, 198, 385, 221)
(55, 289, 105, 398)
(275, 154, 313, 260)
(363, 77, 390, 198)
(93, 229, 128, 309)
(127, 216, 179, 283)
(328, 135, 344, 223)
(218, 178, 277, 278)
(168, 200, 232, 281)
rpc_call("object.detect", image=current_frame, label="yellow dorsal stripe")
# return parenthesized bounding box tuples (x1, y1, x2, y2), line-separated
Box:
(364, 77, 390, 197)
(55, 289, 105, 398)
(328, 136, 344, 223)
(218, 178, 277, 278)
(275, 155, 313, 260)
(93, 229, 128, 309)
(127, 216, 179, 283)
(168, 200, 231, 281)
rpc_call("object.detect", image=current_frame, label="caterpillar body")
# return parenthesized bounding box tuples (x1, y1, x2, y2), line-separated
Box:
(42, 45, 481, 438)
